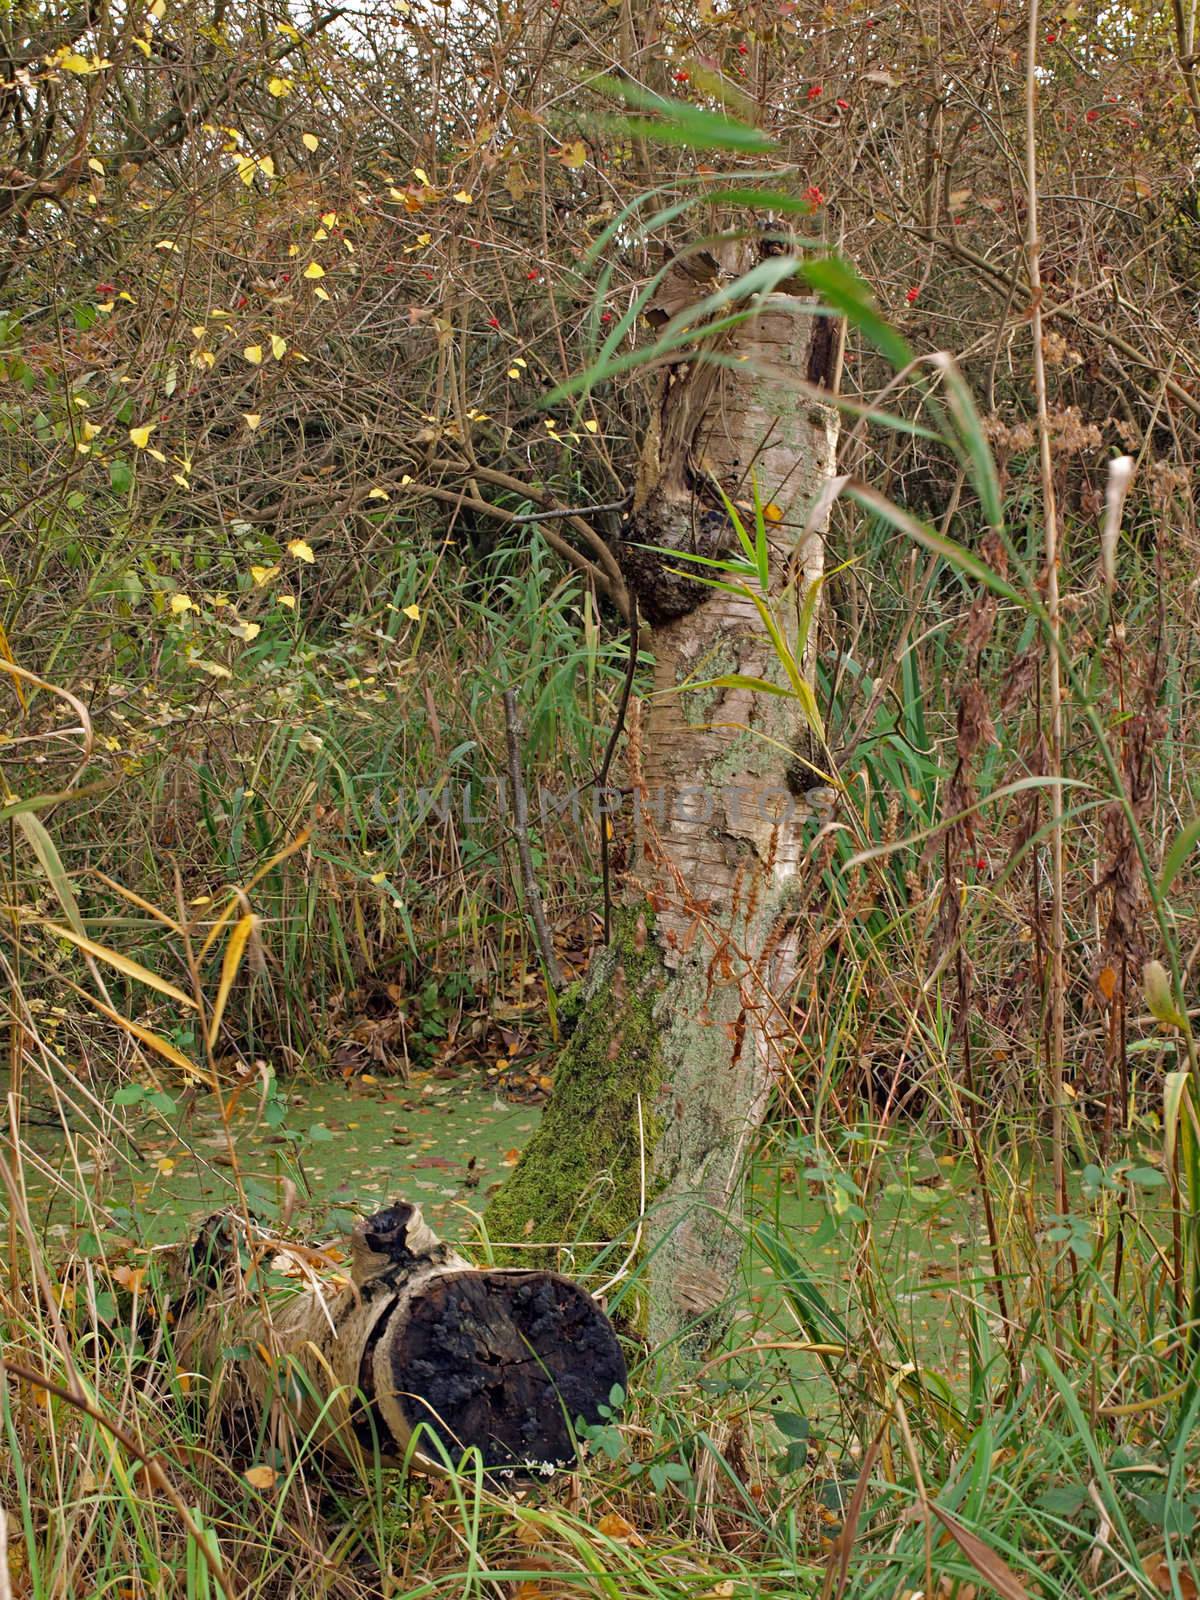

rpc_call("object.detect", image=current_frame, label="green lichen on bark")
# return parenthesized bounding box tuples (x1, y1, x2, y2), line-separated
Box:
(482, 905, 666, 1272)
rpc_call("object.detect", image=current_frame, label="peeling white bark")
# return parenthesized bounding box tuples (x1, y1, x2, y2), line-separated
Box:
(626, 247, 840, 1344)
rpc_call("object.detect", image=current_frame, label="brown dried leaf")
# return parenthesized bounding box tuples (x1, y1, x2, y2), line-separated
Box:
(928, 1506, 1029, 1600)
(1148, 1555, 1198, 1599)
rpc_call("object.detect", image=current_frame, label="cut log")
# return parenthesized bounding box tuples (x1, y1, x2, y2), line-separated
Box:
(171, 1200, 626, 1475)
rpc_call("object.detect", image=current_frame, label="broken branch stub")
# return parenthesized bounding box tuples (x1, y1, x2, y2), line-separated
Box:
(173, 1200, 626, 1474)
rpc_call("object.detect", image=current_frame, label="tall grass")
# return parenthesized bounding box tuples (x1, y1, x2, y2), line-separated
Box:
(3, 89, 1200, 1600)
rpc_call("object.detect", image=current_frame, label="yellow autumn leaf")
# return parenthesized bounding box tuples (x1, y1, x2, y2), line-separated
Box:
(133, 36, 150, 55)
(313, 286, 330, 302)
(277, 594, 297, 610)
(453, 190, 474, 204)
(129, 424, 154, 449)
(413, 167, 431, 187)
(303, 261, 325, 279)
(267, 76, 293, 97)
(80, 421, 100, 442)
(157, 1156, 176, 1176)
(560, 140, 587, 168)
(232, 621, 261, 642)
(321, 211, 337, 227)
(583, 418, 599, 433)
(171, 473, 190, 490)
(250, 565, 279, 585)
(87, 157, 104, 174)
(149, 0, 166, 17)
(403, 603, 421, 620)
(507, 367, 521, 379)
(242, 412, 261, 429)
(243, 345, 263, 365)
(287, 539, 315, 563)
(367, 487, 390, 501)
(763, 502, 784, 523)
(270, 334, 287, 359)
(146, 447, 167, 464)
(312, 227, 328, 241)
(53, 47, 109, 75)
(155, 238, 177, 251)
(302, 133, 320, 152)
(95, 301, 114, 313)
(287, 243, 299, 256)
(208, 912, 259, 1047)
(42, 922, 197, 1010)
(243, 1465, 278, 1491)
(169, 594, 192, 614)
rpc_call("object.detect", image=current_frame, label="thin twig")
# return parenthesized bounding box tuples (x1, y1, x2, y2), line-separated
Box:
(507, 495, 632, 524)
(503, 689, 563, 990)
(1024, 0, 1069, 1251)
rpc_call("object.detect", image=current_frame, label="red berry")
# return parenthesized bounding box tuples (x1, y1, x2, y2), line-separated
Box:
(804, 185, 825, 207)
(906, 286, 919, 303)
(487, 315, 500, 327)
(808, 84, 822, 99)
(737, 42, 748, 53)
(600, 311, 612, 322)
(674, 70, 689, 82)
(836, 97, 849, 109)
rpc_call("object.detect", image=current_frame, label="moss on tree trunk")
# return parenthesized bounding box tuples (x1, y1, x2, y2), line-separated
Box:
(483, 905, 667, 1300)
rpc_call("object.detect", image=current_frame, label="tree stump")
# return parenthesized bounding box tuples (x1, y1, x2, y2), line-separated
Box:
(171, 1200, 626, 1475)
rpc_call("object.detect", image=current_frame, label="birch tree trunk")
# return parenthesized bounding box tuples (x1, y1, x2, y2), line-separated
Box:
(485, 238, 839, 1349)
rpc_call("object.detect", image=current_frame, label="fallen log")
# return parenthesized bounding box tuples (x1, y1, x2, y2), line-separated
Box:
(171, 1200, 626, 1475)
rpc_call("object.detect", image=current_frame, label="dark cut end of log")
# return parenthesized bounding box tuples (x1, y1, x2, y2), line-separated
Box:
(378, 1269, 626, 1473)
